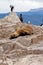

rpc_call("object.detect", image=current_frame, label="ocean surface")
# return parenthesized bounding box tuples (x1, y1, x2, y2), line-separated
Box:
(0, 9, 43, 26)
(17, 11, 43, 26)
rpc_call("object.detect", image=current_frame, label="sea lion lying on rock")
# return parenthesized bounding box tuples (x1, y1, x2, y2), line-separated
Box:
(10, 25, 33, 39)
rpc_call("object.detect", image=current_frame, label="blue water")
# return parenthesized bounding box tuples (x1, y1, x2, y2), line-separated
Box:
(0, 13, 9, 18)
(16, 12, 43, 26)
(0, 12, 43, 26)
(22, 14, 43, 25)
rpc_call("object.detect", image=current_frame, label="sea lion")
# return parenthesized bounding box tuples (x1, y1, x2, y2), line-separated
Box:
(10, 25, 33, 39)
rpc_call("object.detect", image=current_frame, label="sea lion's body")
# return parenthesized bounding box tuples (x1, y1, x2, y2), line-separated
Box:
(10, 25, 33, 39)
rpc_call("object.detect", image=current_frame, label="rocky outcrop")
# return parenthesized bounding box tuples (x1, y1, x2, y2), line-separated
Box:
(0, 12, 43, 65)
(0, 12, 21, 24)
(0, 12, 21, 39)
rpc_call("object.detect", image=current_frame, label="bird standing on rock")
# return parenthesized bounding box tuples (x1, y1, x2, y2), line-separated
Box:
(10, 5, 14, 12)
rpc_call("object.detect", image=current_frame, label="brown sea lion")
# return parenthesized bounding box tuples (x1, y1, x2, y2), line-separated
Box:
(10, 25, 33, 39)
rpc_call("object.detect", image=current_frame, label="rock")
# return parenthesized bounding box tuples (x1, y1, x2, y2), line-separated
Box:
(0, 12, 43, 65)
(0, 46, 4, 54)
(37, 35, 43, 41)
(0, 12, 21, 39)
(0, 12, 21, 24)
(31, 37, 38, 44)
